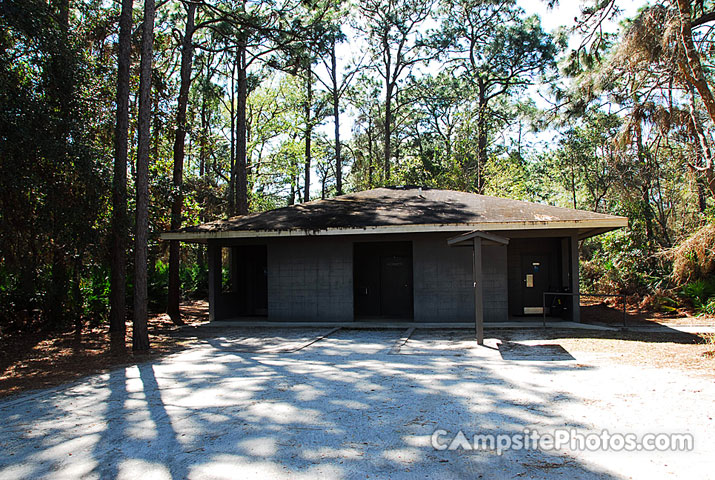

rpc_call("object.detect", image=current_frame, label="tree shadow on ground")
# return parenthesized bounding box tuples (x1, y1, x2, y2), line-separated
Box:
(0, 328, 623, 479)
(580, 301, 713, 327)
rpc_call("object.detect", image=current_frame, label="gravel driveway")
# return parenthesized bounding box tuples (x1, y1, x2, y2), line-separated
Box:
(0, 328, 713, 479)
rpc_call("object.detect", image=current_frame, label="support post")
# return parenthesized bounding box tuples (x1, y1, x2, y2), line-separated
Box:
(207, 242, 217, 322)
(570, 234, 580, 323)
(473, 237, 483, 345)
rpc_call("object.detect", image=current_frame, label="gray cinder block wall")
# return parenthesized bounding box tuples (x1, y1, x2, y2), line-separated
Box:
(210, 233, 509, 322)
(413, 234, 508, 323)
(267, 237, 353, 321)
(482, 244, 509, 322)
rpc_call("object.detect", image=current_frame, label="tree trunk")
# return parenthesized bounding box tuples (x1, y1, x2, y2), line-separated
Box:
(229, 51, 236, 214)
(677, 0, 715, 198)
(46, 0, 71, 328)
(394, 89, 401, 169)
(235, 42, 249, 215)
(48, 249, 68, 327)
(109, 0, 133, 353)
(321, 167, 327, 199)
(133, 0, 155, 352)
(698, 179, 708, 213)
(197, 60, 209, 270)
(331, 42, 342, 196)
(384, 81, 393, 184)
(199, 78, 207, 180)
(570, 159, 577, 210)
(289, 132, 298, 205)
(476, 79, 488, 193)
(72, 256, 83, 339)
(368, 115, 374, 188)
(635, 117, 655, 250)
(167, 2, 196, 325)
(678, 0, 715, 123)
(304, 64, 313, 202)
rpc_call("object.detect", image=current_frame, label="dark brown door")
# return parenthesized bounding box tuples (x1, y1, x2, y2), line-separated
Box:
(522, 254, 549, 314)
(354, 247, 381, 316)
(380, 255, 413, 317)
(354, 242, 413, 318)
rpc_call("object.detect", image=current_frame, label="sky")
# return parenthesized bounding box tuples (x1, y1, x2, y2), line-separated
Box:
(310, 0, 647, 195)
(521, 0, 583, 32)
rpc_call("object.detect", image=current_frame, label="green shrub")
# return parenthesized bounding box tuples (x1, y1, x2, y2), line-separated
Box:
(180, 262, 208, 299)
(80, 267, 110, 324)
(580, 229, 663, 295)
(701, 298, 715, 316)
(147, 260, 208, 312)
(148, 260, 169, 311)
(654, 295, 679, 313)
(680, 277, 715, 314)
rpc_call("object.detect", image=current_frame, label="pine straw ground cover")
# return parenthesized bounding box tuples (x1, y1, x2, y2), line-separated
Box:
(0, 301, 713, 399)
(580, 298, 715, 326)
(505, 330, 715, 374)
(0, 301, 209, 399)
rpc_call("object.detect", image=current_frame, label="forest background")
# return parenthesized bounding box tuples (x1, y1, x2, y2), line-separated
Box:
(2, 0, 715, 349)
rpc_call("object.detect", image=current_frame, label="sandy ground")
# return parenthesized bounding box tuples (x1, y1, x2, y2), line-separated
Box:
(0, 303, 208, 398)
(0, 327, 713, 480)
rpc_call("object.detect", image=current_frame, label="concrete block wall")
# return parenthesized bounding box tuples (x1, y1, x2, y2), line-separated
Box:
(267, 237, 353, 321)
(413, 235, 473, 322)
(482, 244, 509, 322)
(412, 234, 508, 322)
(210, 232, 510, 323)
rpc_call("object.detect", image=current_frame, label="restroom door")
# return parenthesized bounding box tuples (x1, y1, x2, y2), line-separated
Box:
(521, 254, 549, 314)
(379, 254, 413, 317)
(354, 242, 413, 318)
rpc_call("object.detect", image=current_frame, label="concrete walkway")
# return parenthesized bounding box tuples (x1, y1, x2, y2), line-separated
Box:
(0, 328, 713, 479)
(198, 320, 618, 330)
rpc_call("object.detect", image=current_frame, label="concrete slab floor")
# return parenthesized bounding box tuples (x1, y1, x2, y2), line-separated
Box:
(0, 328, 713, 479)
(198, 320, 618, 330)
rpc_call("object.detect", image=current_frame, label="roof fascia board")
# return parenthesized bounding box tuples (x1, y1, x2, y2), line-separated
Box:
(161, 217, 628, 242)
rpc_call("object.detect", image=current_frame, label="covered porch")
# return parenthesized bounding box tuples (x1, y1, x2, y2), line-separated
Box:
(448, 230, 581, 344)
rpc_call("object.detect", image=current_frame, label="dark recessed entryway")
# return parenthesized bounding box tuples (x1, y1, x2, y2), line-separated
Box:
(233, 245, 268, 316)
(353, 241, 414, 319)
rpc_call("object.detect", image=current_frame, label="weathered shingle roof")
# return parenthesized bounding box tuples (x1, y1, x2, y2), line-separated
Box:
(163, 187, 627, 241)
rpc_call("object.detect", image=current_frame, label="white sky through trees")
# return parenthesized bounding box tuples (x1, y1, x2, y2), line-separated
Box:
(308, 0, 646, 196)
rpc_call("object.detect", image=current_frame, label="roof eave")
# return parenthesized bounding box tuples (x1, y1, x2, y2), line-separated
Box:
(161, 217, 628, 243)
